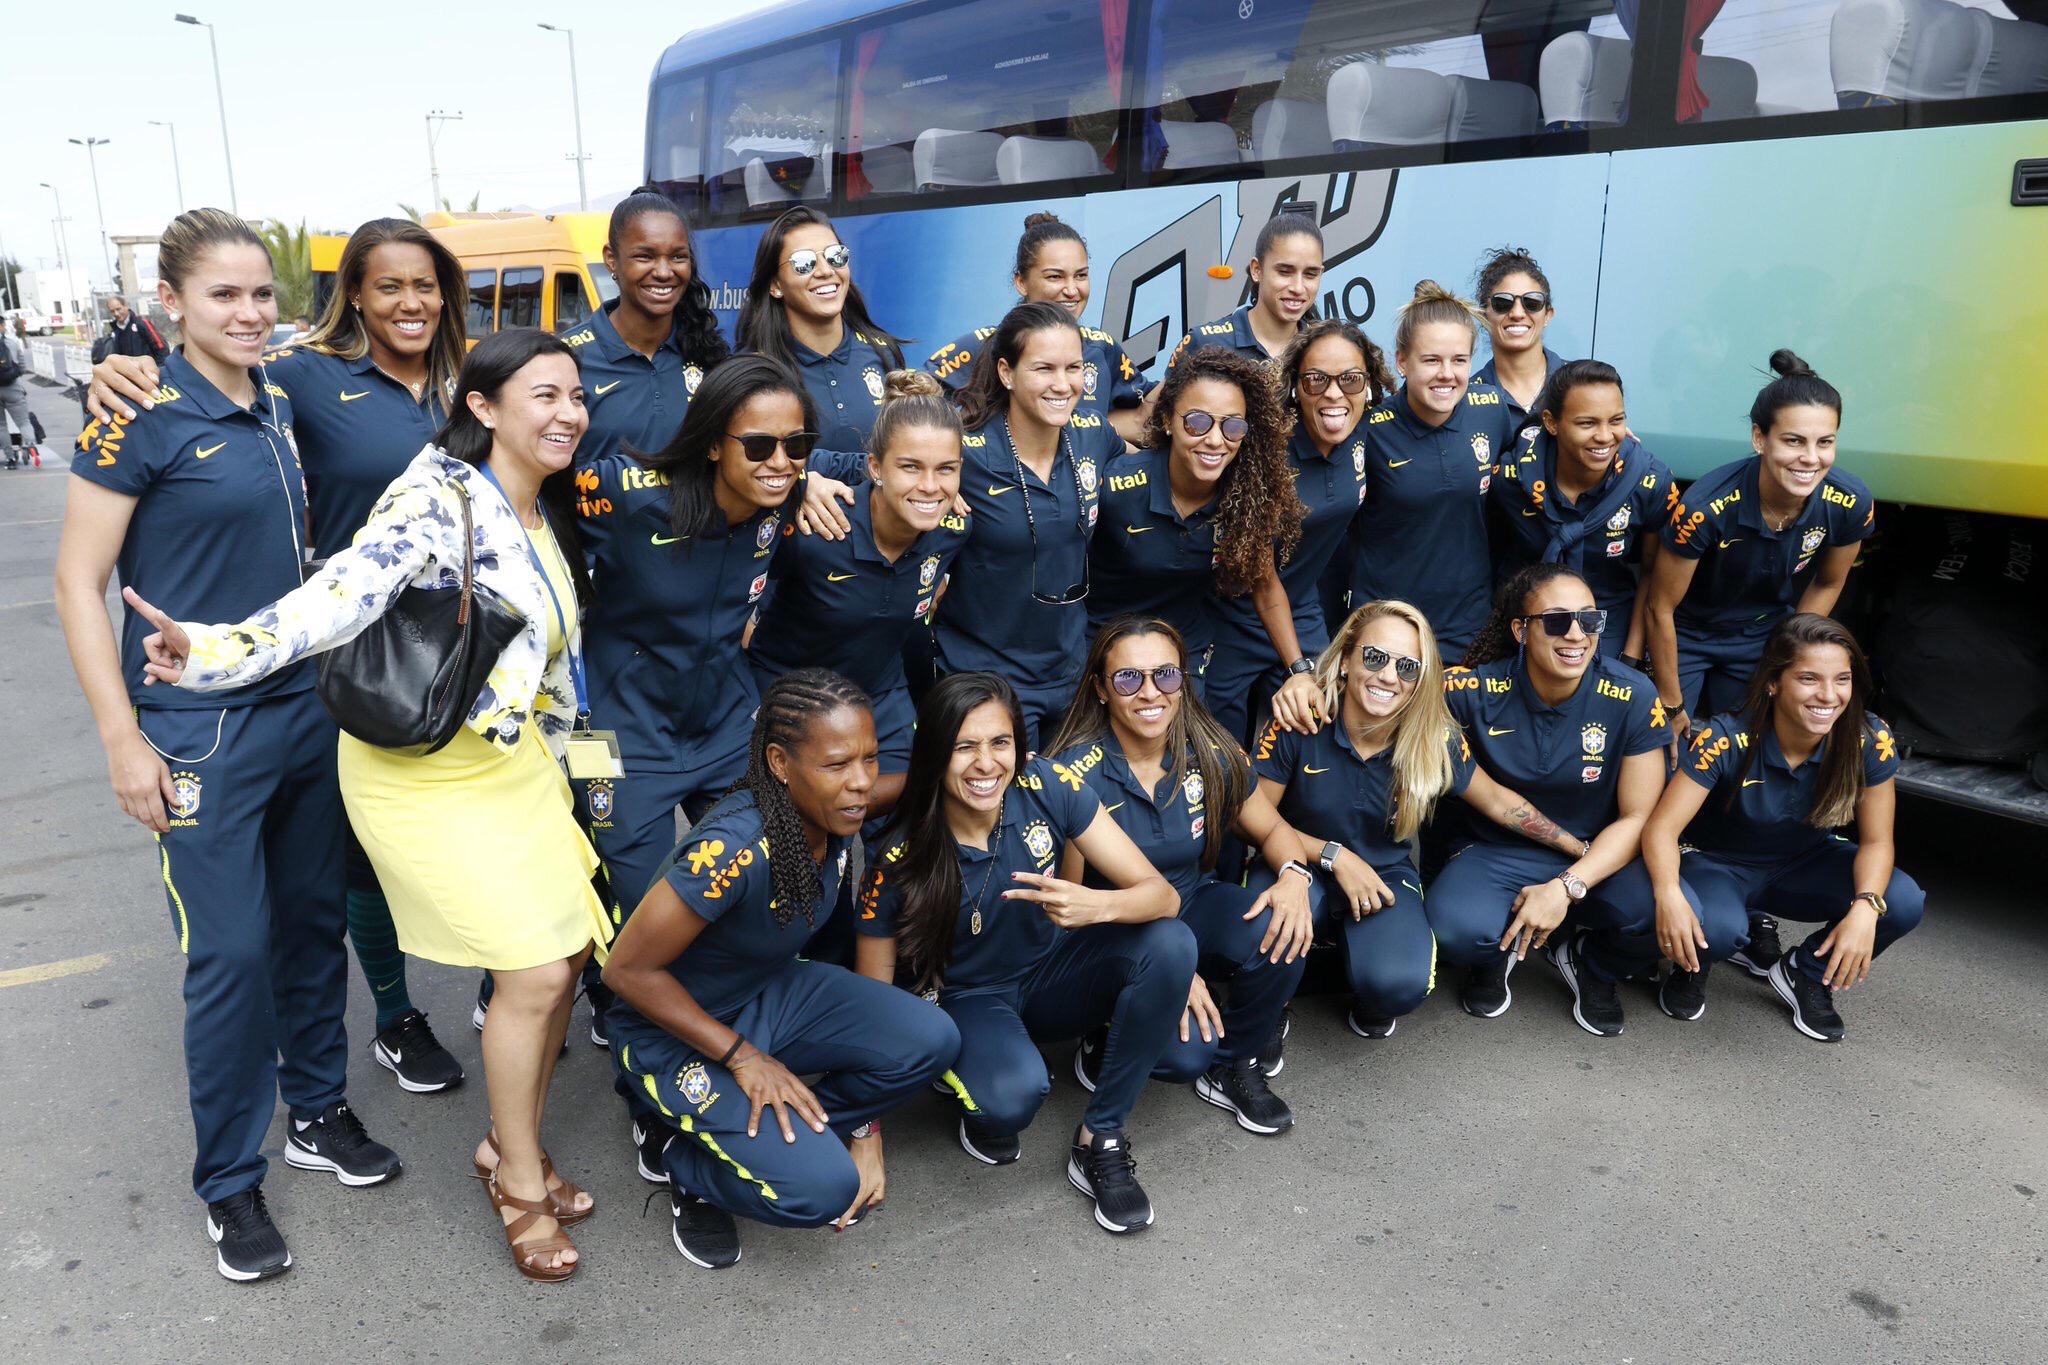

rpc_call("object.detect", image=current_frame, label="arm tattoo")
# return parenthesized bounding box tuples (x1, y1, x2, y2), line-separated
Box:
(1504, 801, 1573, 853)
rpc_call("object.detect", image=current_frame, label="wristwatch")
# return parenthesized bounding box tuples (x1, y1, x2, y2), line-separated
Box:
(1287, 656, 1317, 676)
(1280, 859, 1314, 885)
(851, 1120, 880, 1140)
(1557, 872, 1588, 902)
(1852, 890, 1889, 917)
(1319, 839, 1343, 872)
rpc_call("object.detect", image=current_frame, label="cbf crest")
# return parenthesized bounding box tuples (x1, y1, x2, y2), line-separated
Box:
(863, 366, 885, 399)
(756, 517, 779, 550)
(586, 780, 615, 825)
(1083, 361, 1099, 398)
(1351, 441, 1366, 478)
(1606, 505, 1631, 532)
(682, 364, 704, 395)
(1181, 771, 1204, 808)
(1581, 723, 1608, 757)
(919, 554, 941, 589)
(1023, 820, 1054, 863)
(169, 770, 203, 822)
(1800, 528, 1826, 555)
(1077, 458, 1099, 496)
(680, 1062, 713, 1107)
(1471, 432, 1492, 464)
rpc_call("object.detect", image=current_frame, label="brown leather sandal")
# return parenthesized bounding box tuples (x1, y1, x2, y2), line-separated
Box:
(471, 1132, 594, 1227)
(485, 1171, 579, 1283)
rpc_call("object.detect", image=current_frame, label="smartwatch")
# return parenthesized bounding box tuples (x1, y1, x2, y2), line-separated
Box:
(1287, 656, 1317, 677)
(1318, 839, 1343, 872)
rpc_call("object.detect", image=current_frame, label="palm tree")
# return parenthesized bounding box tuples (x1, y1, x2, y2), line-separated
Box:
(258, 219, 314, 322)
(397, 192, 482, 223)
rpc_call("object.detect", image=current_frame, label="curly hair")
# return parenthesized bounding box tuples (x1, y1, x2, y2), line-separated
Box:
(743, 668, 875, 929)
(1463, 563, 1587, 667)
(1275, 318, 1397, 411)
(1140, 345, 1304, 596)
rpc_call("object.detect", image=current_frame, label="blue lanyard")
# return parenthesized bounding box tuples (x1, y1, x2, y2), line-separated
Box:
(479, 465, 589, 724)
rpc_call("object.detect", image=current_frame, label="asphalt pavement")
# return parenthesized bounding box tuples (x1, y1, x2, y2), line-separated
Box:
(1, 377, 2043, 1364)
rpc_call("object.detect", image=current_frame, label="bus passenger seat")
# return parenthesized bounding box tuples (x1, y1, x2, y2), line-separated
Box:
(914, 129, 1005, 190)
(858, 145, 915, 196)
(1831, 0, 2048, 107)
(1158, 120, 1246, 169)
(1445, 75, 1541, 141)
(743, 158, 796, 208)
(1251, 98, 1331, 161)
(995, 136, 1103, 185)
(1326, 63, 1454, 150)
(1692, 56, 1759, 120)
(1539, 33, 1633, 129)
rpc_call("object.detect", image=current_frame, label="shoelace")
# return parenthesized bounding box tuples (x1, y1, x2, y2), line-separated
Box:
(391, 1013, 434, 1052)
(1088, 1141, 1140, 1190)
(218, 1187, 274, 1234)
(325, 1103, 372, 1149)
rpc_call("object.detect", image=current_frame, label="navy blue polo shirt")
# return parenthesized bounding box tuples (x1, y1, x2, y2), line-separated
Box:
(261, 346, 443, 552)
(1252, 714, 1475, 870)
(559, 301, 707, 462)
(1443, 655, 1666, 846)
(790, 326, 900, 451)
(640, 789, 852, 1023)
(1680, 710, 1901, 863)
(1167, 305, 1277, 370)
(857, 756, 1102, 992)
(72, 349, 310, 709)
(1490, 426, 1673, 619)
(1086, 447, 1223, 657)
(933, 414, 1117, 693)
(1351, 383, 1517, 650)
(750, 481, 969, 697)
(1473, 346, 1566, 427)
(1050, 734, 1229, 905)
(1211, 422, 1369, 658)
(927, 323, 1150, 425)
(1661, 458, 1876, 635)
(575, 453, 781, 771)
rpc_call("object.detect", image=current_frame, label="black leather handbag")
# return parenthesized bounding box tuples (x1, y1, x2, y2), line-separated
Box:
(316, 478, 527, 755)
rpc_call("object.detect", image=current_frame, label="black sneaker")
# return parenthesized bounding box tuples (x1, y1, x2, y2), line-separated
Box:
(1731, 914, 1784, 979)
(372, 1010, 464, 1094)
(958, 1117, 1021, 1166)
(670, 1191, 742, 1269)
(1256, 1005, 1293, 1079)
(1459, 949, 1518, 1019)
(1071, 1025, 1106, 1094)
(1194, 1057, 1295, 1135)
(1768, 953, 1846, 1042)
(632, 1118, 672, 1184)
(206, 1187, 291, 1282)
(1067, 1128, 1154, 1234)
(1658, 963, 1711, 1022)
(584, 978, 617, 1048)
(283, 1102, 402, 1187)
(1548, 934, 1624, 1037)
(1346, 1008, 1397, 1039)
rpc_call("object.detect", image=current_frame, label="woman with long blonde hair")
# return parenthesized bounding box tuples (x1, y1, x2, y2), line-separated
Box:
(1250, 600, 1587, 1046)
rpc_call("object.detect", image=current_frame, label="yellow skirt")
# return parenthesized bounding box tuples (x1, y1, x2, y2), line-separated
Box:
(338, 722, 611, 972)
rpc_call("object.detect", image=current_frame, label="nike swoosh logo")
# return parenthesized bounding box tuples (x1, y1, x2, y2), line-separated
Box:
(594, 380, 623, 395)
(1488, 726, 1516, 736)
(1720, 539, 1743, 548)
(1104, 802, 1124, 813)
(827, 572, 858, 582)
(338, 390, 370, 403)
(1125, 525, 1156, 535)
(1387, 458, 1413, 468)
(1742, 778, 1765, 787)
(651, 533, 683, 546)
(1521, 509, 1539, 517)
(1302, 765, 1330, 774)
(987, 484, 1016, 496)
(195, 442, 225, 459)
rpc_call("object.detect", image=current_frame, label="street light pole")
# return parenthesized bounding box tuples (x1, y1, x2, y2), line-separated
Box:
(175, 14, 238, 215)
(538, 23, 590, 210)
(69, 137, 114, 283)
(39, 181, 85, 338)
(425, 110, 463, 213)
(151, 120, 186, 211)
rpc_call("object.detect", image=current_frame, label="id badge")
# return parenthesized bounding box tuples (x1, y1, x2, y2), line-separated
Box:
(564, 730, 624, 780)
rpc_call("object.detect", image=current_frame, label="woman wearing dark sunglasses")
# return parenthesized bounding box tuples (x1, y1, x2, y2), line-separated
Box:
(1430, 565, 1667, 1037)
(1488, 360, 1672, 662)
(1470, 246, 1563, 427)
(1045, 617, 1315, 1137)
(736, 207, 907, 452)
(931, 301, 1122, 751)
(1085, 347, 1303, 696)
(1252, 601, 1585, 1042)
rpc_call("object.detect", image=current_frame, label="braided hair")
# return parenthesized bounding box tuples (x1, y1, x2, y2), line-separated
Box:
(744, 668, 874, 928)
(1462, 563, 1587, 667)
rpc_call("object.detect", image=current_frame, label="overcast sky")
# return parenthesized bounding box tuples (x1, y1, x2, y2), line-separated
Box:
(5, 0, 780, 284)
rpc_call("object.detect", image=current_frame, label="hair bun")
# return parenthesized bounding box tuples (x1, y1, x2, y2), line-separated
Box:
(883, 369, 943, 401)
(1412, 278, 1454, 303)
(1022, 211, 1063, 229)
(1768, 348, 1816, 379)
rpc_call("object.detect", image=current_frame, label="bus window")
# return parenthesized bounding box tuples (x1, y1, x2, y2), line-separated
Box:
(500, 266, 543, 330)
(465, 268, 498, 336)
(588, 261, 619, 304)
(1689, 0, 2047, 121)
(847, 0, 1123, 201)
(648, 73, 709, 215)
(556, 270, 592, 329)
(708, 38, 840, 217)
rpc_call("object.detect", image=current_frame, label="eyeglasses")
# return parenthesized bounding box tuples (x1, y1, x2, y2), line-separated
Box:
(1108, 665, 1185, 697)
(725, 430, 818, 463)
(1520, 608, 1608, 638)
(1299, 368, 1369, 397)
(786, 244, 851, 276)
(1180, 410, 1249, 443)
(1486, 291, 1550, 316)
(1007, 422, 1090, 605)
(1358, 644, 1423, 683)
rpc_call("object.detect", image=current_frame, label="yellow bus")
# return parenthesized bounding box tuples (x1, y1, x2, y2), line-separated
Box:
(310, 212, 617, 343)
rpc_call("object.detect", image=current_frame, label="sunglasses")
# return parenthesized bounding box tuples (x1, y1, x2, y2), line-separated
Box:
(1299, 368, 1369, 397)
(1358, 644, 1423, 683)
(1108, 665, 1185, 697)
(1486, 291, 1551, 316)
(1521, 608, 1608, 638)
(725, 430, 818, 463)
(786, 244, 851, 276)
(1180, 410, 1249, 443)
